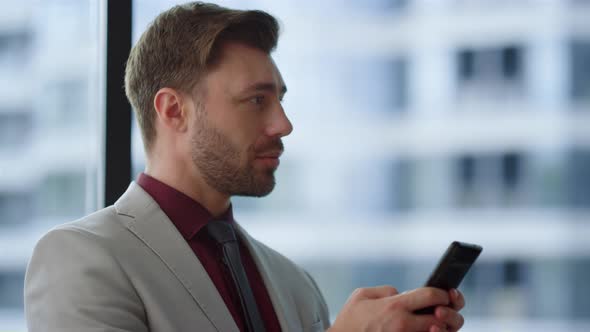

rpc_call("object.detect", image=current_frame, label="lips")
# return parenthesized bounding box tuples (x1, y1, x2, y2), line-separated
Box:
(255, 150, 283, 159)
(254, 150, 283, 169)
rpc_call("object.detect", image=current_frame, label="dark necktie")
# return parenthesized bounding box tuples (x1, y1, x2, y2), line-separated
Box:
(206, 221, 266, 332)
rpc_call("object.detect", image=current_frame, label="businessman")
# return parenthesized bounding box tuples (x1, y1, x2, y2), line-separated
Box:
(25, 2, 465, 331)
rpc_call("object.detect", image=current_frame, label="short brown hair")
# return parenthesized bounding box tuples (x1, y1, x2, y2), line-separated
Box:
(125, 2, 280, 152)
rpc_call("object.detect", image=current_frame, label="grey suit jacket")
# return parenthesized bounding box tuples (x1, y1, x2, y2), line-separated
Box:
(25, 183, 330, 332)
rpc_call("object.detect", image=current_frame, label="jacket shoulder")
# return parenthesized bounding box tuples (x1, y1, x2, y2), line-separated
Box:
(25, 206, 148, 331)
(43, 203, 139, 248)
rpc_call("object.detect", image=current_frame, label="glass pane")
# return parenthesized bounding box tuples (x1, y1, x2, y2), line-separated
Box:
(571, 40, 590, 102)
(0, 1, 101, 329)
(132, 1, 590, 331)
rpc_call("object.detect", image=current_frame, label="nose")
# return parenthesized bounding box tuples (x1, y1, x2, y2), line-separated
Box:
(265, 103, 293, 138)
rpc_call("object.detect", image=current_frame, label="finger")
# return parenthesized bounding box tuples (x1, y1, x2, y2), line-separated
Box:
(351, 285, 398, 301)
(449, 289, 465, 311)
(435, 306, 464, 332)
(430, 325, 449, 332)
(397, 314, 446, 332)
(394, 287, 450, 311)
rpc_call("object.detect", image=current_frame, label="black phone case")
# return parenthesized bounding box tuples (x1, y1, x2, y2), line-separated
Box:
(414, 241, 482, 315)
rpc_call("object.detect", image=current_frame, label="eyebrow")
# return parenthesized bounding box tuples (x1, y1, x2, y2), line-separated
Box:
(240, 82, 288, 96)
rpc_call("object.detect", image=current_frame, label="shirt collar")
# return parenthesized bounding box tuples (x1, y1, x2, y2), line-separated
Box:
(136, 172, 234, 240)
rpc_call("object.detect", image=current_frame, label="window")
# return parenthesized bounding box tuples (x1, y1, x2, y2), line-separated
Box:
(0, 30, 32, 67)
(501, 152, 526, 206)
(458, 50, 475, 81)
(0, 270, 25, 309)
(502, 152, 522, 189)
(458, 155, 477, 188)
(570, 40, 590, 102)
(0, 191, 33, 226)
(456, 45, 525, 102)
(455, 152, 527, 208)
(571, 258, 590, 318)
(455, 155, 478, 206)
(566, 148, 590, 207)
(391, 58, 408, 111)
(390, 159, 414, 211)
(0, 111, 32, 150)
(502, 46, 522, 79)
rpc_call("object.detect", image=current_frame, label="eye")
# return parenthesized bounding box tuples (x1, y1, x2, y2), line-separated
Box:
(250, 96, 265, 105)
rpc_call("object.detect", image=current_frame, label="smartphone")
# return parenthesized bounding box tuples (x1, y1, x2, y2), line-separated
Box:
(414, 241, 482, 314)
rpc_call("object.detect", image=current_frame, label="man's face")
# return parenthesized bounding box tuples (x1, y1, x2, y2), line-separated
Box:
(189, 42, 292, 197)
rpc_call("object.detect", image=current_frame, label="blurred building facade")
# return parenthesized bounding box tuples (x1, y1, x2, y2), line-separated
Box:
(1, 0, 590, 331)
(0, 1, 99, 329)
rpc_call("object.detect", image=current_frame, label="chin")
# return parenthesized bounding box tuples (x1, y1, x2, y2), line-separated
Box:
(255, 184, 275, 197)
(234, 176, 276, 198)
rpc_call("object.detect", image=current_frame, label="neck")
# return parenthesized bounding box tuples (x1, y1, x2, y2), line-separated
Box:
(145, 160, 231, 218)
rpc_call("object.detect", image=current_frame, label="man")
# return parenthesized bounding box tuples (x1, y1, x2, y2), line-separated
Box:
(25, 2, 465, 332)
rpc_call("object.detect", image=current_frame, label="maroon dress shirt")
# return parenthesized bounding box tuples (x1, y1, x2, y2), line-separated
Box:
(137, 173, 282, 332)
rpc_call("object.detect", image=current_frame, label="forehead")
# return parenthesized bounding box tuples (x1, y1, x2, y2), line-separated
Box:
(203, 42, 285, 94)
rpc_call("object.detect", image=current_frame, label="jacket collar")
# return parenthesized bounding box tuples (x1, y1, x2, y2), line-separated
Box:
(114, 182, 301, 331)
(114, 182, 239, 332)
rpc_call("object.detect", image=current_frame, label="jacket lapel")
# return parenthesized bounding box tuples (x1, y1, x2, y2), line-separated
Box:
(114, 183, 239, 332)
(234, 223, 302, 332)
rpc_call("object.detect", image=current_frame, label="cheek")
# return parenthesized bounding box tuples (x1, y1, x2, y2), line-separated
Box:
(218, 114, 259, 143)
(225, 127, 257, 162)
(206, 102, 267, 156)
(228, 121, 265, 155)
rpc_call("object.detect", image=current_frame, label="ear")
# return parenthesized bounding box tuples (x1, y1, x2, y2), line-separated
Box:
(153, 87, 189, 133)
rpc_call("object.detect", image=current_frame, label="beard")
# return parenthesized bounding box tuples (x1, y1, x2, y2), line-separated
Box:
(190, 110, 283, 197)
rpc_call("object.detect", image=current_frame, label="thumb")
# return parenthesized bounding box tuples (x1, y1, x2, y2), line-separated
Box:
(351, 285, 399, 301)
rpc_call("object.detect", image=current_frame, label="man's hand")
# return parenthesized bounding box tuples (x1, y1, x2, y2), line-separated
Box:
(328, 286, 465, 332)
